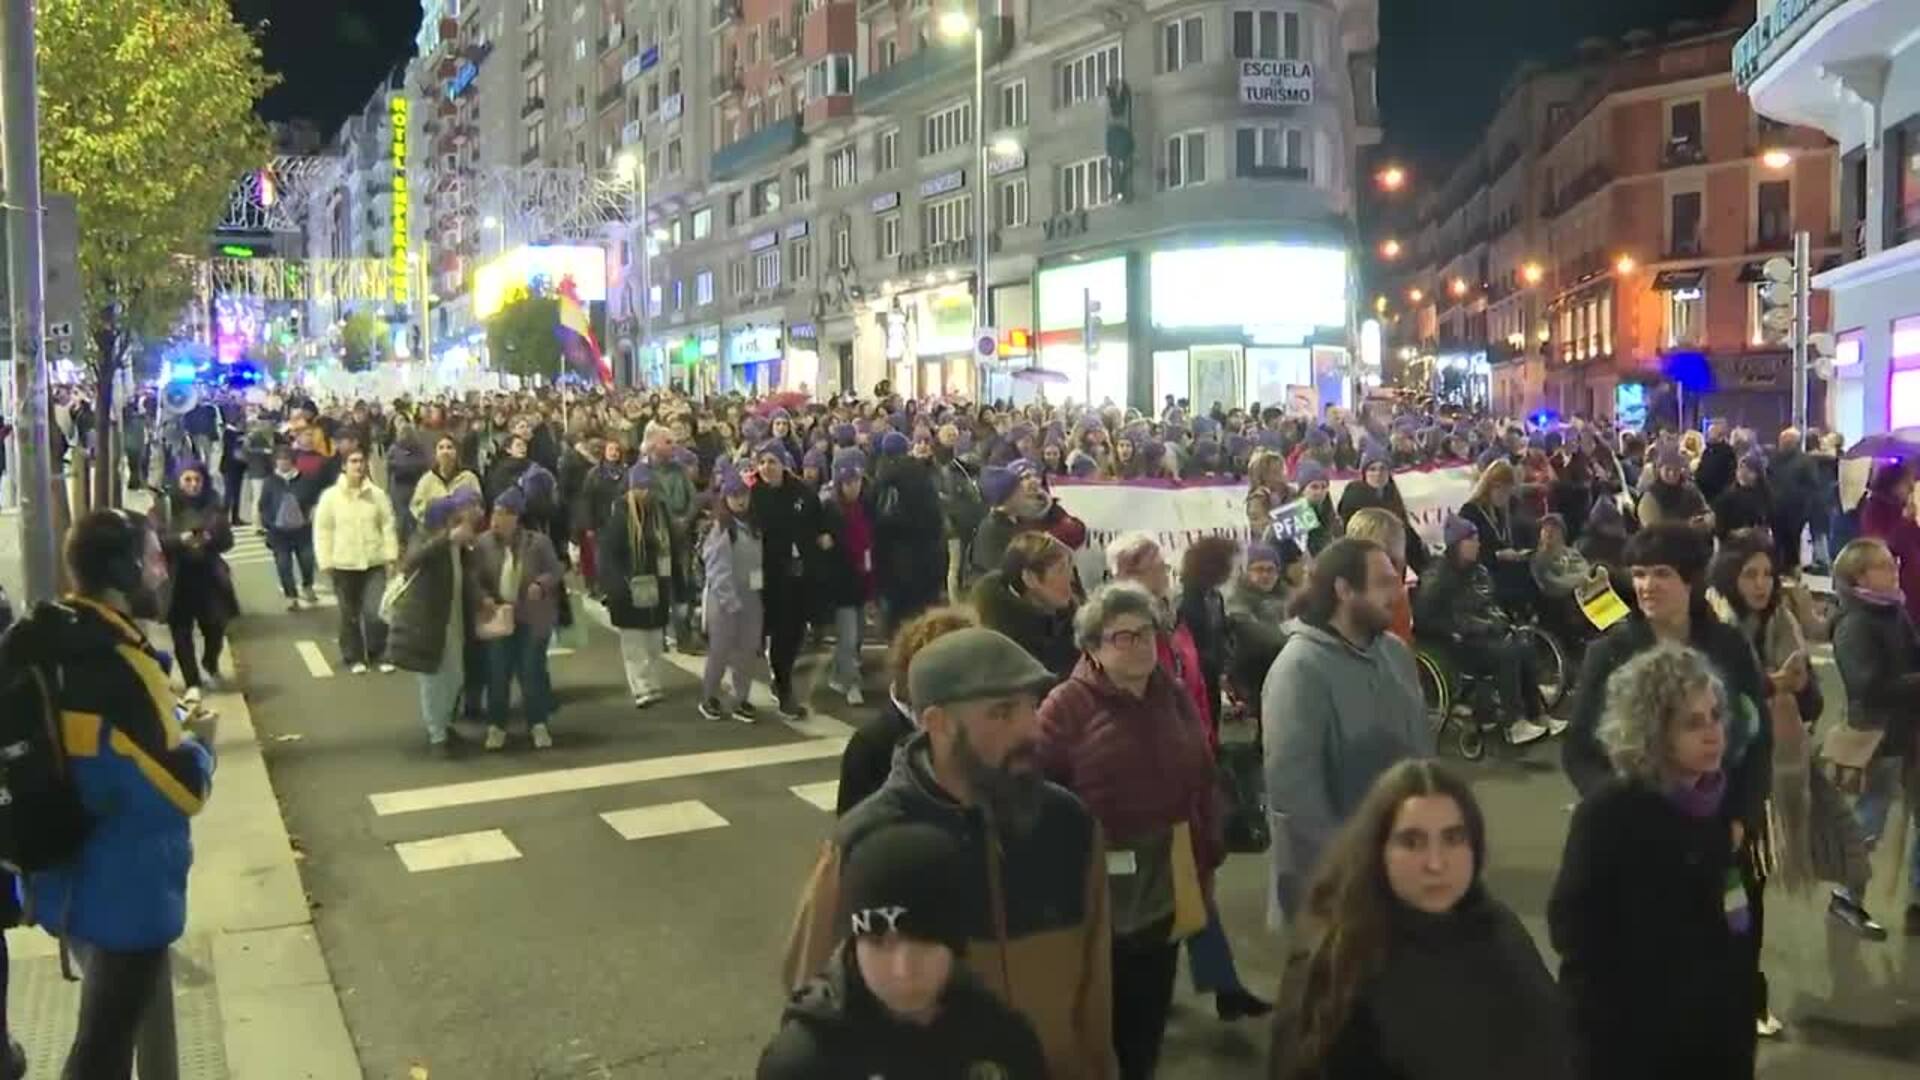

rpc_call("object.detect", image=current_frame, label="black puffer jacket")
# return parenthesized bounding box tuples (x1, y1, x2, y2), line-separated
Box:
(758, 940, 1047, 1080)
(970, 570, 1077, 681)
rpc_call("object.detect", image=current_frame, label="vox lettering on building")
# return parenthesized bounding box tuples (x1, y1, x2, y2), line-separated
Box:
(390, 94, 411, 305)
(1238, 59, 1314, 107)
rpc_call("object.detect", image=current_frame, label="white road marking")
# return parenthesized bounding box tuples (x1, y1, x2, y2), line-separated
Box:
(393, 829, 523, 872)
(656, 647, 857, 739)
(294, 640, 335, 679)
(599, 799, 730, 841)
(790, 781, 839, 812)
(369, 737, 849, 816)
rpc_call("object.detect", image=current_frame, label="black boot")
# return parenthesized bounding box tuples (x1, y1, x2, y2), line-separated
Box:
(1215, 988, 1273, 1021)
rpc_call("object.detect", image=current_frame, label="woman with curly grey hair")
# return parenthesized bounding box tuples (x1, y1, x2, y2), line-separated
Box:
(1548, 642, 1760, 1078)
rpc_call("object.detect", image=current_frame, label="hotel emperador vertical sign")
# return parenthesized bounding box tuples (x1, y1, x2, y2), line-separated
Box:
(390, 94, 411, 305)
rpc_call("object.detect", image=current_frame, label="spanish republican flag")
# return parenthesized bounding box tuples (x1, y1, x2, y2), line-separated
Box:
(554, 277, 612, 384)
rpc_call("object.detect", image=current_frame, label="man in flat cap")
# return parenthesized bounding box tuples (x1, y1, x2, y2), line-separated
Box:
(784, 628, 1116, 1079)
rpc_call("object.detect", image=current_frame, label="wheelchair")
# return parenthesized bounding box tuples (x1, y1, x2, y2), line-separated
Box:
(1413, 617, 1570, 761)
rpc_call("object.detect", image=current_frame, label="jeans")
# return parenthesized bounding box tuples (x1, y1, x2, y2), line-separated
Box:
(461, 637, 488, 719)
(486, 624, 553, 730)
(267, 527, 316, 598)
(1185, 898, 1246, 994)
(619, 627, 666, 698)
(1112, 922, 1179, 1080)
(831, 605, 862, 687)
(1854, 757, 1920, 889)
(61, 945, 173, 1080)
(417, 657, 463, 745)
(331, 567, 388, 665)
(1466, 631, 1540, 724)
(703, 594, 763, 706)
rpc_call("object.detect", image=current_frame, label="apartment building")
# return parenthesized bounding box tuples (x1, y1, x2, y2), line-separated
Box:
(1395, 6, 1838, 433)
(1740, 0, 1920, 442)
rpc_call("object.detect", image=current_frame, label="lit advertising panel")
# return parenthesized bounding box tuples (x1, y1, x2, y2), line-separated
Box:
(474, 245, 611, 320)
(1149, 245, 1346, 339)
(390, 95, 410, 305)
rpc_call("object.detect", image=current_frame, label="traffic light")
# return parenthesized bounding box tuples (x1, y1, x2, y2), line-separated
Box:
(1756, 256, 1796, 346)
(1757, 238, 1836, 426)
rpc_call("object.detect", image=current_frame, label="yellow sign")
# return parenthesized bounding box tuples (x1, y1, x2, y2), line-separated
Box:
(390, 94, 411, 305)
(1578, 575, 1629, 631)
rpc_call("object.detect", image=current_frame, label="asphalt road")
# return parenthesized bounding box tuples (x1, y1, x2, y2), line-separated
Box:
(219, 528, 1920, 1080)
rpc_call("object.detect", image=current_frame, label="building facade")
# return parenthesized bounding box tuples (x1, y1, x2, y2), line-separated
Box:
(1740, 0, 1920, 442)
(1394, 7, 1838, 434)
(392, 0, 1382, 407)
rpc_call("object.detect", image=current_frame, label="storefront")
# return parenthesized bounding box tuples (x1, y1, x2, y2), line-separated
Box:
(784, 321, 821, 394)
(726, 320, 784, 393)
(1144, 243, 1351, 413)
(887, 281, 978, 400)
(1036, 256, 1130, 408)
(662, 326, 720, 398)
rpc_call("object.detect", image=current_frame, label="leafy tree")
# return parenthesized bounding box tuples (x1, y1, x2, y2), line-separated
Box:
(39, 0, 276, 505)
(339, 310, 389, 373)
(487, 290, 562, 380)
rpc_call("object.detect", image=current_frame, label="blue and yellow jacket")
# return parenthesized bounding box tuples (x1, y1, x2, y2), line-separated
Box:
(20, 597, 215, 950)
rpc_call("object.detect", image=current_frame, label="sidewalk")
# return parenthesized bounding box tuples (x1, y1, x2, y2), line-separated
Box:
(2, 508, 363, 1078)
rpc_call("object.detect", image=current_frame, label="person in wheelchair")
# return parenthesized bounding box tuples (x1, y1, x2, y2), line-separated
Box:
(1531, 514, 1607, 650)
(1416, 515, 1554, 747)
(1224, 540, 1301, 708)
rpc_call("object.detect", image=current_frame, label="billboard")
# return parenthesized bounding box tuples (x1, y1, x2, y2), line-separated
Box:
(473, 244, 610, 320)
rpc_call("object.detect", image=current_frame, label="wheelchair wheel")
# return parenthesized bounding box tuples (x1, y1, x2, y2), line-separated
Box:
(1414, 651, 1451, 738)
(1528, 626, 1569, 711)
(1456, 722, 1487, 761)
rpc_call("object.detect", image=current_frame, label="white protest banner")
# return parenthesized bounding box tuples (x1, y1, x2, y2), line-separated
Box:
(1051, 466, 1476, 584)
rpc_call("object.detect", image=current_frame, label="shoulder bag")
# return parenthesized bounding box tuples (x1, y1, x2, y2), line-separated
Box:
(624, 494, 661, 611)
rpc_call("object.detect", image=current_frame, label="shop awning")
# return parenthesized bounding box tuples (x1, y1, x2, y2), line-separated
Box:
(1650, 268, 1706, 291)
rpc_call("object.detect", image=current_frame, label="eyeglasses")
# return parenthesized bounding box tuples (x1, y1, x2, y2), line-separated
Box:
(1102, 626, 1155, 649)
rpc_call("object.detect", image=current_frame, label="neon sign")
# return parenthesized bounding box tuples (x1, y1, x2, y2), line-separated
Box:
(390, 94, 411, 305)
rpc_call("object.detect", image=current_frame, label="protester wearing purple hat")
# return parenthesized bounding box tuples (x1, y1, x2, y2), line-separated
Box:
(751, 435, 834, 717)
(599, 451, 676, 711)
(471, 476, 564, 750)
(387, 487, 487, 755)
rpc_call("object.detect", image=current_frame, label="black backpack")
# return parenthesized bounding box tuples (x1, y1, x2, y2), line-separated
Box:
(0, 603, 96, 873)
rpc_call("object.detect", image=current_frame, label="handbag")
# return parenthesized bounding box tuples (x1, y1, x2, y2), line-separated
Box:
(1215, 742, 1271, 854)
(625, 493, 662, 610)
(1168, 822, 1208, 943)
(474, 601, 516, 640)
(1819, 725, 1885, 795)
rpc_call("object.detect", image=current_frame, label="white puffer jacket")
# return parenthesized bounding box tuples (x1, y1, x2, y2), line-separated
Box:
(314, 479, 399, 572)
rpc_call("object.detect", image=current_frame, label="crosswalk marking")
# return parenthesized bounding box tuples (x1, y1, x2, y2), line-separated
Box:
(393, 829, 523, 873)
(369, 737, 848, 816)
(790, 781, 839, 813)
(599, 799, 730, 841)
(294, 640, 335, 679)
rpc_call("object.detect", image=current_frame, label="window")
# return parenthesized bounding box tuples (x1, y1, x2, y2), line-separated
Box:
(667, 137, 683, 174)
(1665, 283, 1705, 347)
(828, 143, 858, 188)
(648, 283, 663, 318)
(791, 163, 811, 203)
(878, 37, 897, 70)
(574, 36, 588, 60)
(692, 206, 713, 239)
(695, 270, 714, 305)
(754, 248, 781, 290)
(747, 27, 760, 62)
(878, 128, 899, 172)
(1236, 124, 1308, 177)
(923, 101, 973, 156)
(647, 81, 659, 113)
(730, 259, 749, 297)
(728, 191, 747, 225)
(1162, 14, 1203, 72)
(1165, 130, 1206, 189)
(1669, 100, 1703, 148)
(1233, 10, 1280, 59)
(671, 279, 684, 312)
(669, 219, 684, 247)
(878, 213, 900, 258)
(667, 67, 681, 97)
(833, 222, 852, 268)
(790, 238, 812, 281)
(922, 195, 970, 246)
(1756, 180, 1791, 247)
(751, 177, 781, 216)
(1059, 157, 1114, 213)
(807, 54, 854, 100)
(1284, 11, 1301, 58)
(996, 177, 1029, 229)
(1669, 190, 1702, 254)
(999, 80, 1027, 129)
(1061, 42, 1121, 108)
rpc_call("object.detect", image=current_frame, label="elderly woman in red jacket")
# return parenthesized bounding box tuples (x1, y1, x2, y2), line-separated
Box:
(1037, 581, 1223, 1080)
(1858, 460, 1920, 624)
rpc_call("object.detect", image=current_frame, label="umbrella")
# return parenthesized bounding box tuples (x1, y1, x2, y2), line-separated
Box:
(1844, 429, 1920, 460)
(1012, 367, 1070, 384)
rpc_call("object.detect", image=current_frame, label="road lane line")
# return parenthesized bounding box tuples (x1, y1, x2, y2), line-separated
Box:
(369, 737, 849, 816)
(294, 640, 336, 679)
(600, 799, 730, 840)
(393, 829, 522, 872)
(656, 648, 857, 739)
(790, 781, 839, 812)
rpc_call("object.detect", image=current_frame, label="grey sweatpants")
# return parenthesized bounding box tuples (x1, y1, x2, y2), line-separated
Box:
(702, 593, 763, 706)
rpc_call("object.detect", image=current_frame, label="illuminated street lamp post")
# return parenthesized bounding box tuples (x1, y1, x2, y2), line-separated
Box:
(940, 4, 993, 387)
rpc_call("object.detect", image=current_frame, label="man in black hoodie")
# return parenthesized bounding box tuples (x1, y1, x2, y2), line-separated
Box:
(759, 822, 1047, 1080)
(1694, 418, 1737, 503)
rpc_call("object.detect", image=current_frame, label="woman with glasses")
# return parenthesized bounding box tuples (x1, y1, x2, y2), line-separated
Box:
(1036, 582, 1220, 1079)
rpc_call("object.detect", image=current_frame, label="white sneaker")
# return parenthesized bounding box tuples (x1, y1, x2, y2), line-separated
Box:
(1545, 716, 1570, 737)
(483, 726, 507, 751)
(348, 662, 369, 675)
(378, 662, 396, 674)
(1756, 1012, 1785, 1038)
(845, 685, 865, 706)
(1506, 718, 1551, 746)
(530, 723, 553, 750)
(825, 677, 849, 697)
(183, 686, 203, 706)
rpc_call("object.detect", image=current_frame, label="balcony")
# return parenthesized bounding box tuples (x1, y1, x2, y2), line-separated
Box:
(1243, 164, 1311, 182)
(711, 0, 742, 29)
(623, 119, 643, 146)
(521, 145, 541, 165)
(855, 16, 1011, 113)
(1660, 139, 1707, 169)
(521, 46, 542, 71)
(598, 26, 623, 55)
(710, 116, 803, 181)
(521, 96, 546, 118)
(713, 70, 743, 99)
(622, 52, 647, 84)
(770, 33, 799, 62)
(1544, 164, 1611, 218)
(598, 85, 624, 111)
(565, 104, 588, 129)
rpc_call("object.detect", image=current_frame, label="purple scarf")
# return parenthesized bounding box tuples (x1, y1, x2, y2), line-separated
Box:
(1665, 770, 1727, 819)
(1850, 584, 1908, 609)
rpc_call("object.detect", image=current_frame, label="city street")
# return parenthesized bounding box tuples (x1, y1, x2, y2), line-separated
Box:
(218, 529, 1920, 1079)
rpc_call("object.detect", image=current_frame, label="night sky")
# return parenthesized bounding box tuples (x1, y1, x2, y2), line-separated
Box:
(233, 0, 1745, 164)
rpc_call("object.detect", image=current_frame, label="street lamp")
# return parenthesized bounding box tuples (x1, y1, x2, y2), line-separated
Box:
(1614, 253, 1636, 275)
(941, 6, 991, 385)
(1761, 147, 1793, 170)
(1379, 238, 1402, 260)
(1449, 276, 1468, 297)
(1521, 262, 1543, 286)
(1376, 164, 1408, 192)
(615, 149, 650, 388)
(1408, 287, 1424, 303)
